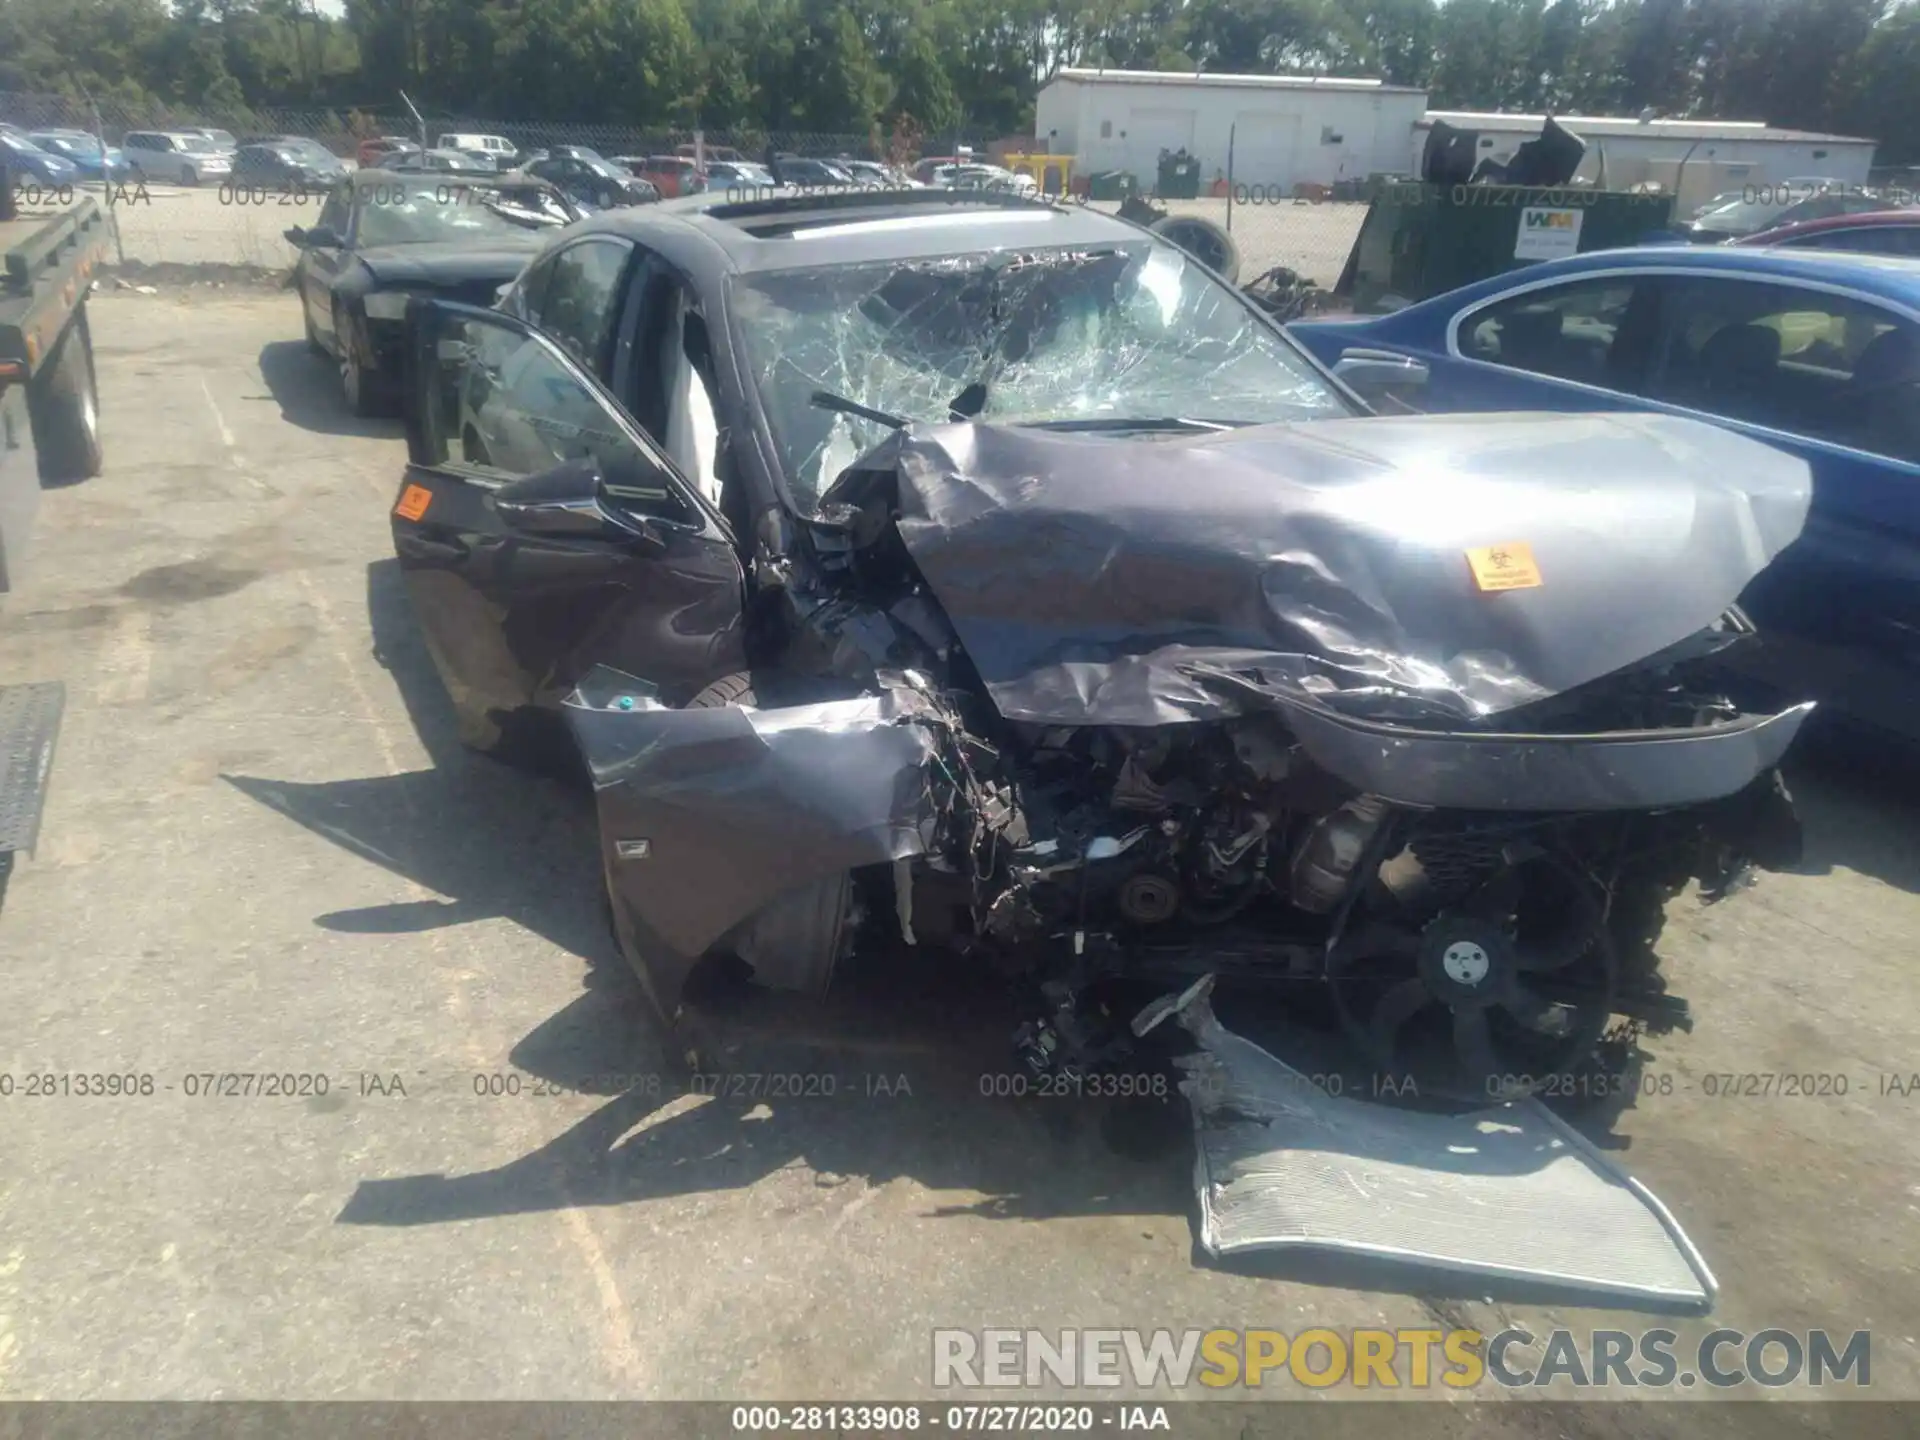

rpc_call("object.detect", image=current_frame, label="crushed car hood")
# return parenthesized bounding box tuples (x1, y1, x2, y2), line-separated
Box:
(356, 240, 545, 285)
(821, 411, 1812, 726)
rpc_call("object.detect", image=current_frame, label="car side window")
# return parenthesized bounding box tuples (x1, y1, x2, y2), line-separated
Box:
(526, 237, 634, 378)
(1792, 227, 1920, 258)
(421, 314, 695, 522)
(1645, 277, 1920, 463)
(317, 187, 350, 238)
(501, 254, 554, 324)
(1458, 278, 1655, 392)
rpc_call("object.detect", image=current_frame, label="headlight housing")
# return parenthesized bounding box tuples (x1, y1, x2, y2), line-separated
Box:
(361, 291, 411, 320)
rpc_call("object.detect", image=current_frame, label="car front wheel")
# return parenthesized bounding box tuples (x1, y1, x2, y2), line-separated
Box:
(334, 305, 388, 418)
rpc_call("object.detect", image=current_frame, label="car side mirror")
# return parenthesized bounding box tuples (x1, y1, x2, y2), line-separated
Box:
(283, 226, 307, 246)
(302, 225, 343, 249)
(1333, 349, 1430, 397)
(493, 456, 666, 549)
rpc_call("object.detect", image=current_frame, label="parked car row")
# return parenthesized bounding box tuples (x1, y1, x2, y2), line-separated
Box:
(2, 125, 234, 187)
(4, 119, 990, 203)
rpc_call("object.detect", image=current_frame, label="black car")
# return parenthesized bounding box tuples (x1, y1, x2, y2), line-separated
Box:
(522, 146, 657, 209)
(287, 170, 580, 416)
(230, 141, 346, 191)
(381, 146, 500, 175)
(235, 135, 348, 185)
(387, 188, 1809, 1094)
(768, 154, 855, 187)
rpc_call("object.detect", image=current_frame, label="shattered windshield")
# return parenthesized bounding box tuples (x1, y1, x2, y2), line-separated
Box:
(731, 240, 1352, 510)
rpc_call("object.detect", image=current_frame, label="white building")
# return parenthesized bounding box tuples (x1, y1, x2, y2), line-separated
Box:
(1034, 68, 1429, 192)
(1418, 111, 1877, 210)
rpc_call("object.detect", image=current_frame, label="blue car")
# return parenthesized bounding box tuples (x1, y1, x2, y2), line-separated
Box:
(27, 129, 131, 181)
(0, 128, 80, 187)
(1290, 245, 1920, 741)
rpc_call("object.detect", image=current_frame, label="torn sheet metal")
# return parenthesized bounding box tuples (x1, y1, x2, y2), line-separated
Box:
(821, 410, 1810, 728)
(562, 667, 941, 1011)
(1139, 978, 1717, 1306)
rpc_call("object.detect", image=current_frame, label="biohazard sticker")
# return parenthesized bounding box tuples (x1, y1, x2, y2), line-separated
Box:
(394, 484, 433, 521)
(1466, 542, 1543, 591)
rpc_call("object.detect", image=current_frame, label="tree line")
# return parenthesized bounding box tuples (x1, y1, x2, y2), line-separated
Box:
(2, 0, 1918, 161)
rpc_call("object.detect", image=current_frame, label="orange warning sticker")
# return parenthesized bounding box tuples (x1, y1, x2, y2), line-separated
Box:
(394, 484, 433, 521)
(1465, 541, 1543, 592)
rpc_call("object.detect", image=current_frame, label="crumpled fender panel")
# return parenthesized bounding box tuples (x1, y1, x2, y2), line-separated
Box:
(562, 668, 939, 1013)
(822, 411, 1811, 727)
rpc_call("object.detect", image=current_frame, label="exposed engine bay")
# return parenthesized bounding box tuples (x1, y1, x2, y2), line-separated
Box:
(567, 410, 1816, 1099)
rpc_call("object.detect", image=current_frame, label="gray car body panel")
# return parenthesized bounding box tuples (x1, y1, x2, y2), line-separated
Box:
(820, 410, 1812, 728)
(564, 670, 941, 1012)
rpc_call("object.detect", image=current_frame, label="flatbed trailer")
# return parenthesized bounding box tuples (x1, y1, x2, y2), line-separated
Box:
(0, 170, 109, 907)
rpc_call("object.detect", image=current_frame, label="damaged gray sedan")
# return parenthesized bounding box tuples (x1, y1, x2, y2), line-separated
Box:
(391, 189, 1814, 1098)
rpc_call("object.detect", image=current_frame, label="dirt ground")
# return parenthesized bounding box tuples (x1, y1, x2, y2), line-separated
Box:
(0, 291, 1915, 1431)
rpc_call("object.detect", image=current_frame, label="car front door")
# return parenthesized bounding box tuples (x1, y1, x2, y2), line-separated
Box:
(1636, 275, 1920, 736)
(391, 302, 746, 763)
(297, 185, 355, 347)
(1292, 272, 1666, 416)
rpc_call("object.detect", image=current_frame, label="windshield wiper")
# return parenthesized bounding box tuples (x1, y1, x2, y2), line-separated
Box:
(1025, 416, 1243, 433)
(810, 389, 908, 430)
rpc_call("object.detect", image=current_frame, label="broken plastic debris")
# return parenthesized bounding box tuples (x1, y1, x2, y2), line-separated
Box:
(1137, 976, 1718, 1307)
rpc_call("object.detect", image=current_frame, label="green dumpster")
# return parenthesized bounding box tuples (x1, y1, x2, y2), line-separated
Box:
(1334, 183, 1675, 313)
(1086, 170, 1138, 202)
(1156, 149, 1201, 200)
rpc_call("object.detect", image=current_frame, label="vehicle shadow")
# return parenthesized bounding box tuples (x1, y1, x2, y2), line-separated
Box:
(256, 339, 402, 439)
(1781, 731, 1920, 896)
(223, 561, 1668, 1308)
(221, 558, 607, 961)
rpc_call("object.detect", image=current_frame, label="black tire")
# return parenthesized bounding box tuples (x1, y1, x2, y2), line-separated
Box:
(1151, 213, 1242, 285)
(180, 164, 198, 187)
(335, 304, 387, 418)
(28, 304, 104, 485)
(687, 673, 756, 709)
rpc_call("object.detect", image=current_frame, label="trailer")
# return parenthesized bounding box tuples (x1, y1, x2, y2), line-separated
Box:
(0, 169, 109, 908)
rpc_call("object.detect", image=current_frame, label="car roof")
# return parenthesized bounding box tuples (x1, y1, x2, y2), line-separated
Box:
(353, 166, 555, 191)
(567, 192, 1145, 277)
(1415, 243, 1920, 312)
(1734, 208, 1920, 245)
